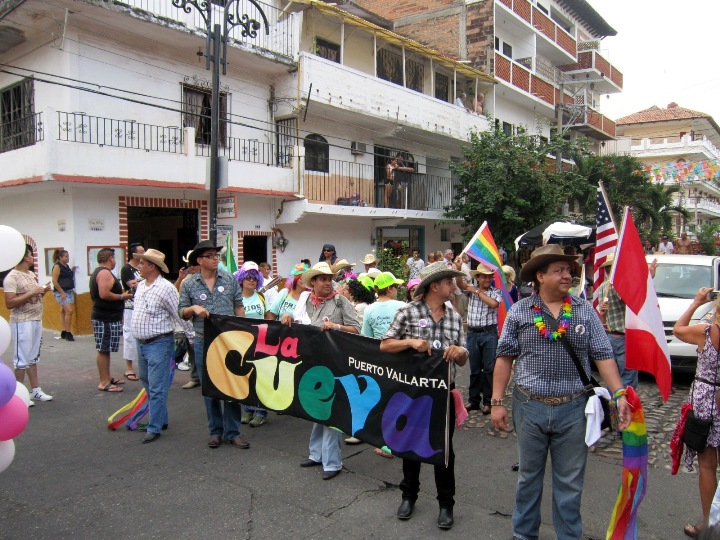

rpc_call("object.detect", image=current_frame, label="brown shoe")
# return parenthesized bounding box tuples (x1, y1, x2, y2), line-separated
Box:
(208, 435, 221, 448)
(223, 436, 250, 449)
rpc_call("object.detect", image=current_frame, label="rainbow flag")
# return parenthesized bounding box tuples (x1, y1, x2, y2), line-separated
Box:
(606, 386, 647, 540)
(461, 222, 514, 332)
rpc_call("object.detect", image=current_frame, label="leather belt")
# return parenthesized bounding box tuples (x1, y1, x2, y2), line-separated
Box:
(138, 332, 173, 345)
(469, 324, 497, 333)
(515, 384, 585, 406)
(696, 377, 720, 387)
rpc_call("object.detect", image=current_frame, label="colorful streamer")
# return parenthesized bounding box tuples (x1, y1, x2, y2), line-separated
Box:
(107, 389, 147, 430)
(606, 386, 647, 540)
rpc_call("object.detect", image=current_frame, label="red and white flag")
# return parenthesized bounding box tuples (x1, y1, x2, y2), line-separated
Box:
(593, 182, 618, 309)
(610, 208, 672, 401)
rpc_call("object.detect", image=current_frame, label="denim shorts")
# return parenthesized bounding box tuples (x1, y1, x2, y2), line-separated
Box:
(54, 289, 75, 305)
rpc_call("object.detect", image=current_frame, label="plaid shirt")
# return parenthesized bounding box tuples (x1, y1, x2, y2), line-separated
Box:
(382, 299, 466, 382)
(178, 270, 243, 337)
(466, 286, 501, 328)
(596, 279, 625, 333)
(496, 295, 613, 397)
(132, 277, 193, 341)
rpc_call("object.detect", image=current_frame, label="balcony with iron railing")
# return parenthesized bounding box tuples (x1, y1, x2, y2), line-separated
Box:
(304, 158, 456, 212)
(0, 112, 44, 154)
(495, 51, 573, 110)
(495, 0, 577, 61)
(102, 0, 296, 60)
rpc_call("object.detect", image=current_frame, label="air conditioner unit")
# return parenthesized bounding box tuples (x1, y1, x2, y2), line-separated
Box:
(350, 141, 366, 155)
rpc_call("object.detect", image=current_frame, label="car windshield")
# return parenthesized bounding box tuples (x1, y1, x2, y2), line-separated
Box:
(652, 264, 713, 299)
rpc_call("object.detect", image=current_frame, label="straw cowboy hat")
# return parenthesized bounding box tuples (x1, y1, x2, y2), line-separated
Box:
(601, 253, 615, 268)
(361, 253, 377, 265)
(188, 240, 222, 266)
(469, 263, 495, 279)
(519, 244, 581, 282)
(139, 249, 169, 274)
(415, 261, 465, 296)
(302, 262, 335, 288)
(331, 259, 356, 273)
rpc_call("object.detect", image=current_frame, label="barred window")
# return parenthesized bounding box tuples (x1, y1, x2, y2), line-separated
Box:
(182, 85, 227, 146)
(0, 78, 35, 153)
(304, 134, 329, 172)
(315, 38, 340, 63)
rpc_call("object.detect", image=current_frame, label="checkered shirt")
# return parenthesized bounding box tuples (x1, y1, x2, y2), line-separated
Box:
(466, 286, 501, 328)
(496, 295, 613, 397)
(132, 277, 194, 341)
(382, 299, 465, 382)
(178, 270, 243, 336)
(596, 279, 625, 333)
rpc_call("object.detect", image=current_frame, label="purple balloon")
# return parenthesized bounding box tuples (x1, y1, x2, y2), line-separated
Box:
(0, 363, 15, 407)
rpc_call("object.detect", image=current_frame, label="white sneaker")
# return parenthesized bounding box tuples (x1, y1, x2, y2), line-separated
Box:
(28, 400, 35, 407)
(176, 361, 190, 371)
(30, 388, 53, 401)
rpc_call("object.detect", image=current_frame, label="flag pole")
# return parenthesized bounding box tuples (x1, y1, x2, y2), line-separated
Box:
(609, 206, 630, 283)
(461, 221, 487, 256)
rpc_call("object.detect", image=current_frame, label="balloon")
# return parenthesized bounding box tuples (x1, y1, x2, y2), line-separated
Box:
(0, 225, 25, 272)
(0, 363, 15, 407)
(0, 318, 9, 357)
(0, 439, 14, 473)
(14, 382, 31, 407)
(0, 395, 29, 441)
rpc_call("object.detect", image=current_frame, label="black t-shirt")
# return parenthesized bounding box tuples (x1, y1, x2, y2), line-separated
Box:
(89, 267, 124, 322)
(120, 263, 141, 309)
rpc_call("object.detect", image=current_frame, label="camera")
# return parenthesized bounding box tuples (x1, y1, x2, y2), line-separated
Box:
(708, 291, 720, 301)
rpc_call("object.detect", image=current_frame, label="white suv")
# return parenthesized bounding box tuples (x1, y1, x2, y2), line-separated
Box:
(646, 254, 720, 371)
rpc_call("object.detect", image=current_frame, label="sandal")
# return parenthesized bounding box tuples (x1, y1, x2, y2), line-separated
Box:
(124, 372, 140, 381)
(110, 377, 125, 385)
(684, 524, 702, 538)
(98, 383, 123, 393)
(373, 447, 394, 459)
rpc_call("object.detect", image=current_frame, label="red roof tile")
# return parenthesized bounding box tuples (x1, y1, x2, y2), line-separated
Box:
(617, 103, 711, 125)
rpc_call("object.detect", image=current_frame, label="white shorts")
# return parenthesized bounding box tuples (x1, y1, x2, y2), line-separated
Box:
(11, 320, 42, 369)
(123, 309, 137, 361)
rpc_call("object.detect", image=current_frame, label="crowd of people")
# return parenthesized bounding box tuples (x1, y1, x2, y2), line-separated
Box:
(3, 237, 718, 536)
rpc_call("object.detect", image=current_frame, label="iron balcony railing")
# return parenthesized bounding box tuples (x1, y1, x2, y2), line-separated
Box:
(114, 0, 295, 59)
(196, 137, 293, 167)
(0, 112, 43, 154)
(304, 158, 456, 211)
(57, 111, 184, 153)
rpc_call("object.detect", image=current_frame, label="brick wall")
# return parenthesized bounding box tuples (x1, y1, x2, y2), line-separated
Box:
(353, 0, 460, 20)
(392, 15, 461, 59)
(465, 1, 493, 73)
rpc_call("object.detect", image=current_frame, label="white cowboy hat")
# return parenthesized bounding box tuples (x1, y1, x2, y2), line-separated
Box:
(302, 262, 335, 288)
(140, 249, 169, 274)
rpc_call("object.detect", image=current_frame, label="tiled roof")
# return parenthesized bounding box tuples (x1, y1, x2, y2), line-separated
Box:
(617, 103, 711, 125)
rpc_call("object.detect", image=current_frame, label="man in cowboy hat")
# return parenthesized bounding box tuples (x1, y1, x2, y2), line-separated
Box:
(280, 261, 360, 480)
(492, 244, 630, 540)
(454, 263, 502, 414)
(597, 253, 658, 390)
(380, 261, 469, 530)
(178, 240, 249, 450)
(361, 253, 378, 273)
(129, 249, 193, 443)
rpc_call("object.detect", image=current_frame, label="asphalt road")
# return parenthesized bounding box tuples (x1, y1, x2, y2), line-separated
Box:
(0, 331, 701, 539)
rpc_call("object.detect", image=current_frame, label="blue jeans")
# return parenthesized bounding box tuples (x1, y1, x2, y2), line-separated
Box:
(608, 334, 638, 389)
(130, 335, 173, 434)
(194, 337, 243, 439)
(243, 405, 267, 418)
(511, 388, 589, 540)
(466, 329, 498, 406)
(308, 423, 342, 472)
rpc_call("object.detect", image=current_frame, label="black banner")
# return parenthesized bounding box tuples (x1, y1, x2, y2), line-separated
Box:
(203, 316, 450, 465)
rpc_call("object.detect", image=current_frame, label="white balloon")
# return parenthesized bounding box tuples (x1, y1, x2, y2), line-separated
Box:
(0, 439, 14, 473)
(0, 226, 25, 272)
(14, 382, 31, 407)
(0, 318, 9, 357)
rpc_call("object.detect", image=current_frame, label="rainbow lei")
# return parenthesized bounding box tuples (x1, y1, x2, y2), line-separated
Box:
(532, 295, 572, 340)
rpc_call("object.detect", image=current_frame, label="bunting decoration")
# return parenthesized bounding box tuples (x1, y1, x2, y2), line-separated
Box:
(646, 158, 720, 184)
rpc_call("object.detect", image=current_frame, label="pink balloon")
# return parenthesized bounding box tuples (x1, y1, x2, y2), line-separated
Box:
(0, 363, 15, 407)
(0, 395, 29, 441)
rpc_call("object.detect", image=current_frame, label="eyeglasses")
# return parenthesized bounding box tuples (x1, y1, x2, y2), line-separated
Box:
(199, 254, 220, 260)
(323, 249, 334, 252)
(244, 276, 258, 281)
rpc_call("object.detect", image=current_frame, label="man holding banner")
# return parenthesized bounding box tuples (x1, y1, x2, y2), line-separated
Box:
(380, 261, 469, 530)
(280, 261, 360, 481)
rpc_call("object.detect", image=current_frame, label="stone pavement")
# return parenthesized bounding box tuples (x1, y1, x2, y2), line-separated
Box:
(0, 331, 700, 539)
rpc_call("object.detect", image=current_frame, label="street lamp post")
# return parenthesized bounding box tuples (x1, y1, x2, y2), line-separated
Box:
(171, 0, 269, 245)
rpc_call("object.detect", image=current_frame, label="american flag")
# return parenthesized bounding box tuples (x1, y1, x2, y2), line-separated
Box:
(593, 183, 618, 308)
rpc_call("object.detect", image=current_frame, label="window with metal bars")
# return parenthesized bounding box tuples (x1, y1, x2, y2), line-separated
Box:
(377, 49, 424, 92)
(315, 37, 340, 63)
(304, 134, 329, 172)
(276, 118, 295, 166)
(182, 85, 227, 146)
(0, 78, 35, 153)
(435, 73, 449, 101)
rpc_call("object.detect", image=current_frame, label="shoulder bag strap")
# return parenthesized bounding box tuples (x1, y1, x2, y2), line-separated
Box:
(544, 312, 597, 391)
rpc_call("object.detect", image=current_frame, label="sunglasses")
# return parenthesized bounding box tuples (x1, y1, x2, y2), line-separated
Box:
(323, 249, 334, 252)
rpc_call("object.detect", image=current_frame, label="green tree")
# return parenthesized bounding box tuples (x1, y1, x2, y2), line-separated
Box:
(696, 223, 720, 255)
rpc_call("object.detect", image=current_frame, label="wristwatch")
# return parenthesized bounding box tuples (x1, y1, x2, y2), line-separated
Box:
(490, 398, 504, 407)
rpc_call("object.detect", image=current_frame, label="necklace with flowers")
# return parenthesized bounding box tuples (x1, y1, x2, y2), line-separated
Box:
(532, 295, 572, 340)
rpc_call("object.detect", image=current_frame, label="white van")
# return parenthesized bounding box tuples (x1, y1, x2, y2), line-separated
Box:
(645, 254, 720, 371)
